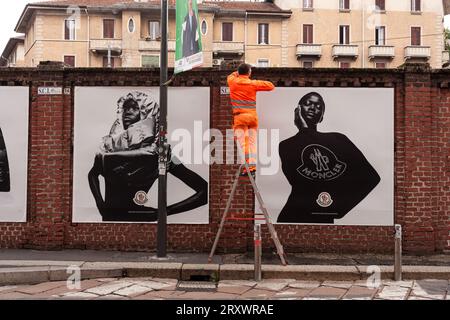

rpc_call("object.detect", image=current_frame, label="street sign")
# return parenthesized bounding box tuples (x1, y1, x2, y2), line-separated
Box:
(38, 87, 62, 95)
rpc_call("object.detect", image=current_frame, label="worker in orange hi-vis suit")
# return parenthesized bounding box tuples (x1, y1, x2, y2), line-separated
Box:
(227, 63, 275, 176)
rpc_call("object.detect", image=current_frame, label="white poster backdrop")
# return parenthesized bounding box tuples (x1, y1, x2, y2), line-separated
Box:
(0, 87, 29, 222)
(73, 87, 210, 224)
(256, 88, 394, 226)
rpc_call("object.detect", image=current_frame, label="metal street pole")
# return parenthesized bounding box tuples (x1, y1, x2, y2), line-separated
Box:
(157, 0, 168, 257)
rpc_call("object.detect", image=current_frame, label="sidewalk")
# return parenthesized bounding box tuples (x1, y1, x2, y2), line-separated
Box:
(0, 249, 449, 286)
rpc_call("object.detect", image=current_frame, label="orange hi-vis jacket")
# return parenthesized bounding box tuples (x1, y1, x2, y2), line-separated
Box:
(227, 71, 275, 115)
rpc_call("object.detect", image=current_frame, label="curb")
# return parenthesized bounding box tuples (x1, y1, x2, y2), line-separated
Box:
(1, 261, 450, 285)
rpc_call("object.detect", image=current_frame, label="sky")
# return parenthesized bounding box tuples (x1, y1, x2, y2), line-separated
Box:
(0, 1, 449, 54)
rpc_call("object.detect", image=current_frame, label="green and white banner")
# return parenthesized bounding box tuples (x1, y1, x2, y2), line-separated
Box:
(175, 0, 203, 74)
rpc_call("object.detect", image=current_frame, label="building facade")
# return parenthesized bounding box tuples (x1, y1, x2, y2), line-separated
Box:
(0, 37, 25, 67)
(7, 0, 450, 68)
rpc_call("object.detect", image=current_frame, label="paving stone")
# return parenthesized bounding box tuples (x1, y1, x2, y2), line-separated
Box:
(321, 281, 354, 289)
(0, 292, 33, 300)
(78, 279, 105, 291)
(200, 292, 237, 300)
(408, 296, 433, 300)
(31, 285, 77, 298)
(288, 281, 321, 289)
(217, 284, 251, 295)
(274, 288, 310, 298)
(176, 291, 220, 300)
(219, 280, 257, 287)
(353, 280, 382, 289)
(85, 280, 134, 295)
(255, 279, 293, 291)
(16, 281, 67, 294)
(135, 290, 185, 300)
(343, 287, 377, 300)
(376, 286, 410, 300)
(307, 287, 347, 299)
(411, 280, 448, 299)
(94, 294, 129, 300)
(113, 285, 153, 297)
(135, 280, 175, 290)
(0, 286, 19, 293)
(240, 288, 275, 299)
(61, 291, 99, 299)
(96, 278, 119, 282)
(381, 280, 414, 288)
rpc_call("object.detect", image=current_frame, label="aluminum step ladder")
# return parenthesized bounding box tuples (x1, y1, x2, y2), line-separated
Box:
(208, 159, 288, 266)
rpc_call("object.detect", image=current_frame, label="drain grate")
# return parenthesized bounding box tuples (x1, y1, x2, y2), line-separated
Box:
(176, 281, 218, 292)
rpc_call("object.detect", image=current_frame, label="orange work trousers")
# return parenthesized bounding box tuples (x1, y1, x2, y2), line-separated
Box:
(233, 113, 258, 170)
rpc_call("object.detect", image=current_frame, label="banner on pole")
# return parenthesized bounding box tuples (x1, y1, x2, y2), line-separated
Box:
(175, 0, 203, 74)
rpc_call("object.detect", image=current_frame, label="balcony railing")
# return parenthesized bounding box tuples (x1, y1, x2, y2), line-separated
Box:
(296, 44, 322, 57)
(90, 39, 122, 53)
(213, 41, 244, 54)
(138, 39, 176, 51)
(368, 45, 395, 59)
(404, 46, 431, 60)
(332, 44, 358, 58)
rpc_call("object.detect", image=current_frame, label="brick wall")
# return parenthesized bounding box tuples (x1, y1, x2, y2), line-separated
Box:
(0, 63, 448, 254)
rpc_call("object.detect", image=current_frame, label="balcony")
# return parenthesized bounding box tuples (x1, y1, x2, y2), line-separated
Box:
(296, 44, 322, 57)
(404, 46, 431, 60)
(332, 45, 358, 58)
(90, 39, 122, 55)
(213, 41, 244, 55)
(138, 39, 176, 51)
(368, 45, 395, 59)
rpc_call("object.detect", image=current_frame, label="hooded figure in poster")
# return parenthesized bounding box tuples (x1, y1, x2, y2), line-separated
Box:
(88, 91, 208, 222)
(277, 92, 380, 224)
(0, 127, 10, 192)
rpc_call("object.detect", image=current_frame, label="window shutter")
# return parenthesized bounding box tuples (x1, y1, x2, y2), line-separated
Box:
(103, 19, 115, 38)
(411, 27, 421, 45)
(222, 23, 233, 41)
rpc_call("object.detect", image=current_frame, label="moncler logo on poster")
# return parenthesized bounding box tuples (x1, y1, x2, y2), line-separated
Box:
(133, 191, 148, 206)
(316, 192, 333, 207)
(297, 144, 347, 181)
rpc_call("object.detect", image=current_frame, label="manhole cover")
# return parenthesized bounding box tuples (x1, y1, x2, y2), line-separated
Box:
(176, 281, 218, 292)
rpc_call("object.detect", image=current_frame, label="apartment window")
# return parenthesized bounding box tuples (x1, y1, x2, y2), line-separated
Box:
(339, 25, 350, 44)
(103, 56, 115, 68)
(375, 0, 385, 11)
(222, 23, 233, 41)
(303, 0, 313, 9)
(201, 20, 207, 35)
(411, 0, 421, 12)
(258, 23, 269, 45)
(340, 62, 350, 68)
(128, 18, 135, 33)
(142, 55, 159, 68)
(303, 61, 313, 68)
(411, 27, 421, 46)
(257, 59, 269, 67)
(64, 19, 75, 40)
(64, 55, 75, 67)
(339, 0, 350, 11)
(375, 26, 386, 45)
(303, 24, 314, 44)
(375, 62, 386, 69)
(103, 19, 115, 39)
(149, 21, 160, 40)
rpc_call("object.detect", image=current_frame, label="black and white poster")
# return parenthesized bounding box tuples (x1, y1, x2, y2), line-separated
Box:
(73, 87, 209, 223)
(0, 87, 29, 222)
(256, 88, 394, 226)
